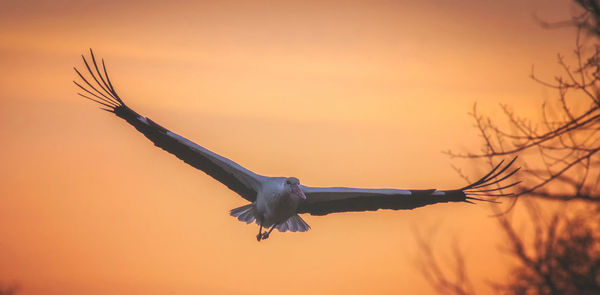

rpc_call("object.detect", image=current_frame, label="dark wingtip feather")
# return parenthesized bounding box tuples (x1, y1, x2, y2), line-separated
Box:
(461, 157, 520, 201)
(465, 196, 502, 203)
(77, 93, 115, 109)
(74, 49, 125, 110)
(460, 159, 505, 190)
(471, 181, 521, 193)
(99, 107, 115, 113)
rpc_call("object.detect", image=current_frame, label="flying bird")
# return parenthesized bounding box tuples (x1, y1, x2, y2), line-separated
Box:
(74, 50, 520, 241)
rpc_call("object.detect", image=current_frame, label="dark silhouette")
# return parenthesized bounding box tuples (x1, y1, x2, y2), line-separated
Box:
(417, 202, 600, 295)
(492, 203, 600, 295)
(418, 2, 600, 294)
(415, 229, 474, 295)
(446, 4, 600, 203)
(0, 283, 19, 295)
(74, 49, 519, 241)
(573, 0, 600, 36)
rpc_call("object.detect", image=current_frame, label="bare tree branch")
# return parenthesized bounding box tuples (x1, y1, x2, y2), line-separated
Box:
(415, 227, 475, 295)
(447, 27, 600, 203)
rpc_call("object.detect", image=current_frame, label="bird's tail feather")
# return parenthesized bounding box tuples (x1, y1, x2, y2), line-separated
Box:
(230, 203, 257, 224)
(276, 215, 310, 232)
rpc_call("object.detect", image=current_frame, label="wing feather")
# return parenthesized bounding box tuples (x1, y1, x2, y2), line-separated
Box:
(75, 49, 265, 202)
(297, 158, 519, 215)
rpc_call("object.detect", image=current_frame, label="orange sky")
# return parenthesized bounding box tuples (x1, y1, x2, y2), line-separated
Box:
(0, 0, 582, 294)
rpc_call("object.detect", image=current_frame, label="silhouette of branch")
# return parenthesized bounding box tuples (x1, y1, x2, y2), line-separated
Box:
(574, 0, 600, 37)
(419, 2, 600, 295)
(415, 228, 475, 295)
(491, 202, 600, 294)
(417, 202, 600, 295)
(445, 27, 600, 203)
(0, 283, 20, 295)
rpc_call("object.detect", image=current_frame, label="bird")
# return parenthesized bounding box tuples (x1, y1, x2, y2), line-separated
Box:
(74, 49, 520, 241)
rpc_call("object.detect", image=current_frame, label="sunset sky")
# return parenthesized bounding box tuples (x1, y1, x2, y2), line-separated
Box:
(0, 0, 583, 294)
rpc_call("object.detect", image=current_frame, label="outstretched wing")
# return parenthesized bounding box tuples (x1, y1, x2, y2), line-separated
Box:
(74, 49, 266, 202)
(297, 157, 519, 215)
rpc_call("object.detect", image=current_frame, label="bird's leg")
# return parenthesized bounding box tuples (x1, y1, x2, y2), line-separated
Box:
(256, 223, 263, 242)
(261, 224, 278, 240)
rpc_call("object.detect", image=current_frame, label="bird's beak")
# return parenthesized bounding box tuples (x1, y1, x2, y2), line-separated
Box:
(292, 184, 307, 199)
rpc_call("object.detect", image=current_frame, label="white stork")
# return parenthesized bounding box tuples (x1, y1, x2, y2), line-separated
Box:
(74, 50, 519, 241)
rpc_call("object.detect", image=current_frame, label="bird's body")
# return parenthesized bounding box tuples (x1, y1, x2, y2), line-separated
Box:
(255, 178, 300, 228)
(74, 50, 519, 241)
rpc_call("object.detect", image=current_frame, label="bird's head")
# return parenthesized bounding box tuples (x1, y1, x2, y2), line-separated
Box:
(285, 177, 306, 200)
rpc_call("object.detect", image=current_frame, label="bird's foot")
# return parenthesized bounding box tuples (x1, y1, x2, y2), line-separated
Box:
(256, 233, 262, 242)
(261, 232, 270, 240)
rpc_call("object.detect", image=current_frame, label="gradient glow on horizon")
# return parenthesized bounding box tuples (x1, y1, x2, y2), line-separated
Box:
(0, 1, 580, 294)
